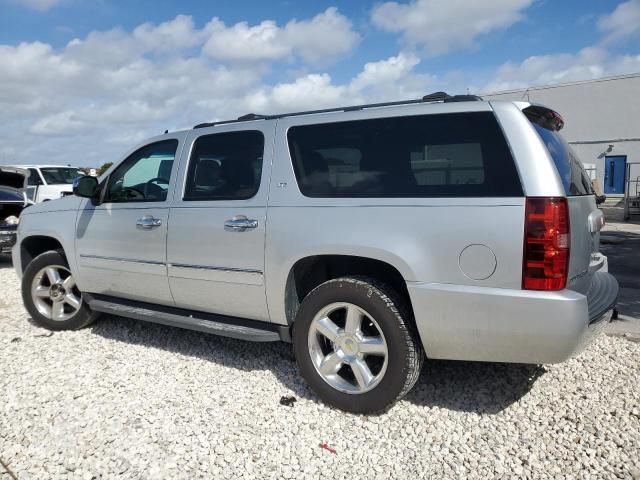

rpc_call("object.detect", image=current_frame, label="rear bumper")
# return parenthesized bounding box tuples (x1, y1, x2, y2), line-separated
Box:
(408, 271, 618, 364)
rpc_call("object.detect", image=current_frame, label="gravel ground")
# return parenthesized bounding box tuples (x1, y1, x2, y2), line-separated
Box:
(1, 260, 639, 479)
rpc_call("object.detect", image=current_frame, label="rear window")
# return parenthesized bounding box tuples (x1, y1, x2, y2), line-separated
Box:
(183, 131, 264, 201)
(529, 120, 593, 196)
(287, 112, 523, 198)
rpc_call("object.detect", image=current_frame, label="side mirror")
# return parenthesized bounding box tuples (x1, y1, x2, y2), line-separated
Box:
(73, 176, 99, 199)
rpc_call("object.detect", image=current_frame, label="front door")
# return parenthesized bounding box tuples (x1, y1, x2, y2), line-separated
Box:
(604, 155, 626, 194)
(166, 126, 272, 321)
(75, 136, 184, 305)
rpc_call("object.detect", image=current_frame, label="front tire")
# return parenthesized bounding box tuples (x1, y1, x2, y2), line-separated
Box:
(21, 250, 98, 330)
(293, 277, 423, 414)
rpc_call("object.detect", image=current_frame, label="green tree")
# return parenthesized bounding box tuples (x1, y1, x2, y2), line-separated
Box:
(97, 162, 113, 176)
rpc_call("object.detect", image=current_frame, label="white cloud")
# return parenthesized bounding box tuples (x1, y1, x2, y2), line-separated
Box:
(0, 10, 363, 167)
(281, 7, 361, 64)
(246, 74, 349, 113)
(9, 0, 63, 11)
(30, 111, 87, 136)
(1, 3, 637, 169)
(245, 53, 436, 114)
(598, 0, 640, 44)
(351, 52, 422, 91)
(133, 15, 204, 52)
(0, 16, 429, 166)
(371, 0, 533, 56)
(484, 47, 640, 92)
(202, 19, 291, 63)
(202, 7, 360, 65)
(481, 1, 640, 93)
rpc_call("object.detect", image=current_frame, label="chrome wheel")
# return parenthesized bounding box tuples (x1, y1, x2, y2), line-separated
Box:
(30, 265, 82, 322)
(308, 302, 388, 394)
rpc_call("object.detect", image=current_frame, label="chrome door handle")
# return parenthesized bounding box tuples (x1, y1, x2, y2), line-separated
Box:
(136, 215, 162, 229)
(224, 215, 258, 232)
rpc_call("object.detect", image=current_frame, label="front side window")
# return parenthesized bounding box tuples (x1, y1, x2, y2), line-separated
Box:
(184, 131, 264, 201)
(39, 167, 84, 185)
(287, 112, 522, 198)
(105, 139, 178, 203)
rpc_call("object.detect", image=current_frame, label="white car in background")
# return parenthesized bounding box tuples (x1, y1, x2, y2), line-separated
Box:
(21, 165, 85, 203)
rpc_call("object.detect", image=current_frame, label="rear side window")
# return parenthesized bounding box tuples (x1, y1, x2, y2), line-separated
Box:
(530, 123, 593, 196)
(184, 131, 264, 201)
(287, 112, 522, 198)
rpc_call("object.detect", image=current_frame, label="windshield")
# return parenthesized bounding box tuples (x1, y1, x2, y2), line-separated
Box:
(39, 167, 84, 185)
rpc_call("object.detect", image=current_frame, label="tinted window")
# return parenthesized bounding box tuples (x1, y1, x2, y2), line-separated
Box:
(531, 123, 593, 196)
(184, 131, 264, 201)
(105, 140, 178, 203)
(287, 112, 522, 198)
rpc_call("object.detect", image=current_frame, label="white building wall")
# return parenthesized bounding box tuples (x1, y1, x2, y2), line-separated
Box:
(483, 74, 640, 198)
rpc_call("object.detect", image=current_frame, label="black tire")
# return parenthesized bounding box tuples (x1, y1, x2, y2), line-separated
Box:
(21, 249, 99, 331)
(293, 276, 423, 414)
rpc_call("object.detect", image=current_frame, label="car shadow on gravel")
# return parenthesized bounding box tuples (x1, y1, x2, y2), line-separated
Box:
(405, 360, 546, 414)
(90, 314, 545, 415)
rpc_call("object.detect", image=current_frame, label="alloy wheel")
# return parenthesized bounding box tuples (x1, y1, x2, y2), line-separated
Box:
(307, 302, 388, 394)
(30, 265, 82, 322)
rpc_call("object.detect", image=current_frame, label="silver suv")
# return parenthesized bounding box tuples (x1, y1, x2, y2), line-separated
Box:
(13, 94, 618, 413)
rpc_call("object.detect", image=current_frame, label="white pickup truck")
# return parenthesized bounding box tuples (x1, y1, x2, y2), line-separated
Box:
(19, 165, 85, 203)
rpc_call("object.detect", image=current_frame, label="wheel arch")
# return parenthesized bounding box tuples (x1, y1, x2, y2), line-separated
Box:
(283, 254, 414, 326)
(20, 234, 67, 273)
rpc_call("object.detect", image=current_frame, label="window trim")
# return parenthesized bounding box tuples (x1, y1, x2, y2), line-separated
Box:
(182, 130, 265, 202)
(102, 139, 179, 204)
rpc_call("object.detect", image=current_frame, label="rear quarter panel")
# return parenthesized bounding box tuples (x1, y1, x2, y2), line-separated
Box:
(265, 104, 527, 325)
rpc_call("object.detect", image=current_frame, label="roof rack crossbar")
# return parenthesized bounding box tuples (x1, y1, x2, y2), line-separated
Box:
(193, 93, 482, 129)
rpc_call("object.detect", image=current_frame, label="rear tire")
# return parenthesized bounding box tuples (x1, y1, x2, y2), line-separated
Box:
(293, 276, 423, 414)
(21, 250, 99, 331)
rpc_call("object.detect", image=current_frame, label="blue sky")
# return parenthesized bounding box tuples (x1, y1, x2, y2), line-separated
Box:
(0, 0, 638, 166)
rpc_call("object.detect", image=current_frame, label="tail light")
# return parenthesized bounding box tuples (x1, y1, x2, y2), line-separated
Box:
(522, 197, 570, 291)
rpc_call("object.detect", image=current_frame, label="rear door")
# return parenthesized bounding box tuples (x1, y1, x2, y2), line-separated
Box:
(528, 117, 603, 294)
(166, 124, 273, 321)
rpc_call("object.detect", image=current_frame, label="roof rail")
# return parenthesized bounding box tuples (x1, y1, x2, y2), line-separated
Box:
(422, 91, 450, 101)
(444, 94, 483, 103)
(237, 113, 268, 121)
(193, 92, 483, 129)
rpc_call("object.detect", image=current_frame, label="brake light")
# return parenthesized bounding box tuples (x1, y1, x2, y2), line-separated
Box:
(522, 197, 570, 291)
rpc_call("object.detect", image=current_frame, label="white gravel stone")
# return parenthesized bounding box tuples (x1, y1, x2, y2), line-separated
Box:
(1, 259, 639, 479)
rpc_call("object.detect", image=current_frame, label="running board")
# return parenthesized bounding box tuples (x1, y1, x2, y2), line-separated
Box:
(85, 294, 290, 343)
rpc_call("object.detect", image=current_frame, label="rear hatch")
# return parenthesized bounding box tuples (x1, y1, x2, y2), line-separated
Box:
(524, 106, 603, 296)
(0, 167, 28, 191)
